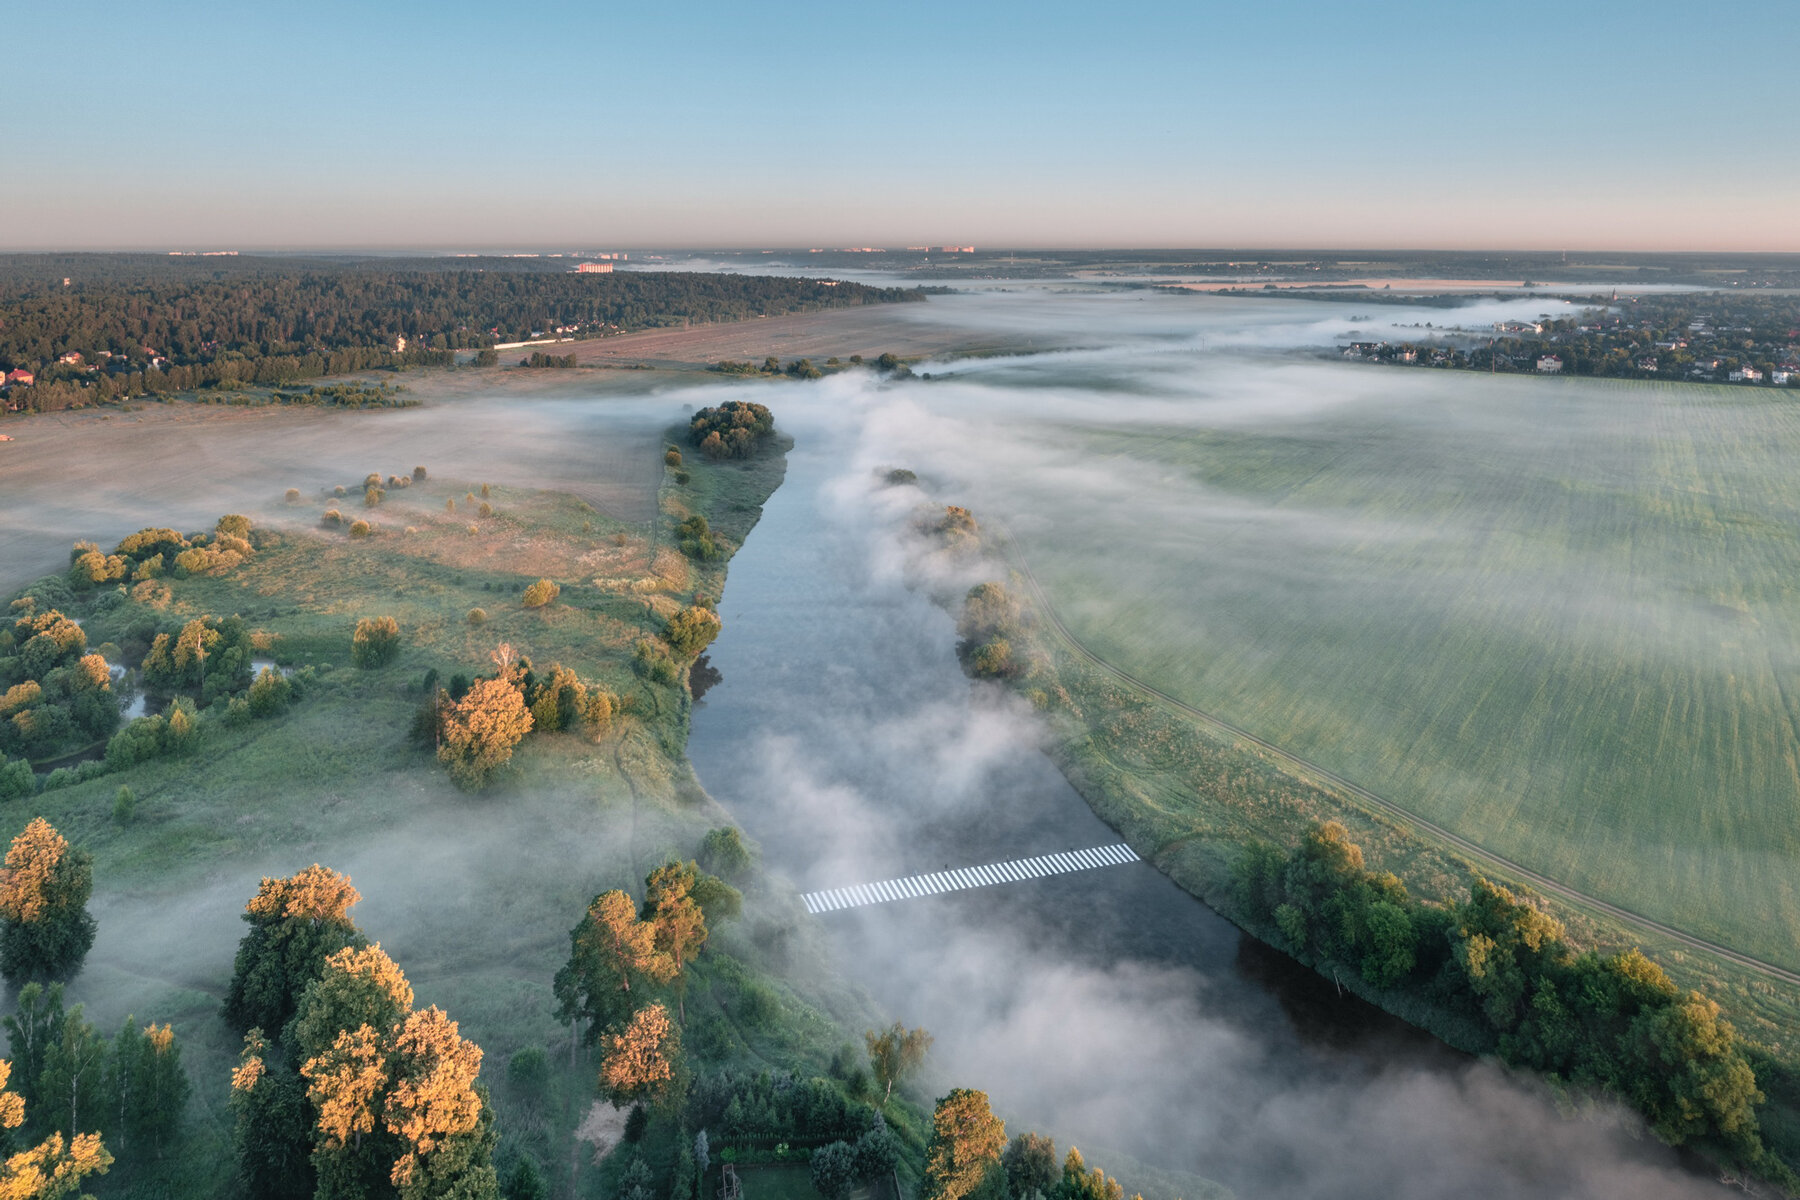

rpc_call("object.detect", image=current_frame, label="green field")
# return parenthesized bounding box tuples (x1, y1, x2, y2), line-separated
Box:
(0, 394, 913, 1197)
(990, 370, 1800, 972)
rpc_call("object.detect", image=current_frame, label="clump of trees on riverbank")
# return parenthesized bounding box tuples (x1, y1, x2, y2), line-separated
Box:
(1235, 821, 1782, 1176)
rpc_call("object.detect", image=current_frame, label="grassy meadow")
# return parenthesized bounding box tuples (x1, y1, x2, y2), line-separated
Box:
(0, 387, 922, 1198)
(1001, 373, 1800, 974)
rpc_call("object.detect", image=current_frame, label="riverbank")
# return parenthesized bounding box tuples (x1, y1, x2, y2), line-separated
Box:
(0, 390, 951, 1196)
(966, 531, 1800, 1186)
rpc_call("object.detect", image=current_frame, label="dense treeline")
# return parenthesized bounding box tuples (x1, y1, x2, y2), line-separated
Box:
(0, 262, 919, 414)
(1234, 823, 1780, 1175)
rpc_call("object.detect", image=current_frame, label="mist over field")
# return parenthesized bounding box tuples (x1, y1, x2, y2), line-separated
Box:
(0, 376, 673, 596)
(682, 325, 1729, 1199)
(782, 288, 1800, 972)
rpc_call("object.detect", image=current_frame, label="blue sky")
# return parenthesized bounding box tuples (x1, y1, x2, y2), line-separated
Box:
(6, 0, 1796, 250)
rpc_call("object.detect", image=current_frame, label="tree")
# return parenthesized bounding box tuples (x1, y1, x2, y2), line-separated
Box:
(854, 1115, 901, 1181)
(811, 1140, 855, 1200)
(643, 862, 709, 1022)
(224, 864, 366, 1036)
(385, 1006, 496, 1198)
(521, 579, 559, 609)
(599, 1004, 680, 1110)
(663, 607, 721, 660)
(230, 1033, 319, 1200)
(866, 1023, 933, 1103)
(352, 616, 401, 668)
(1002, 1133, 1057, 1200)
(37, 1007, 108, 1140)
(107, 1019, 188, 1160)
(553, 891, 674, 1054)
(437, 676, 533, 790)
(924, 1089, 1005, 1200)
(289, 943, 415, 1064)
(0, 819, 96, 984)
(1, 984, 63, 1117)
(1054, 1148, 1124, 1200)
(699, 827, 752, 881)
(0, 1053, 113, 1200)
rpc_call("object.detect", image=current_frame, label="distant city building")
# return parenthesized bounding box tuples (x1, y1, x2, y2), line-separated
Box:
(1536, 355, 1563, 373)
(575, 262, 615, 273)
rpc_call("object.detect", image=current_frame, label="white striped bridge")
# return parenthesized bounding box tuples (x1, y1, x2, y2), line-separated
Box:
(801, 843, 1141, 914)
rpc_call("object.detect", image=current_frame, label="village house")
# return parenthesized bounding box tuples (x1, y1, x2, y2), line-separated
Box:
(1772, 369, 1794, 385)
(1637, 357, 1659, 371)
(1729, 366, 1764, 382)
(5, 368, 34, 386)
(1536, 355, 1563, 373)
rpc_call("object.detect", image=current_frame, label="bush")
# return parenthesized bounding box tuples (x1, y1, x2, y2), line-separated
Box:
(322, 509, 343, 527)
(113, 785, 135, 824)
(664, 606, 722, 659)
(364, 487, 384, 508)
(810, 1141, 855, 1200)
(412, 465, 427, 481)
(509, 1046, 550, 1097)
(632, 640, 681, 686)
(700, 827, 752, 880)
(478, 501, 494, 518)
(351, 616, 401, 668)
(247, 667, 291, 717)
(348, 520, 372, 539)
(285, 488, 301, 503)
(665, 447, 683, 467)
(467, 608, 487, 626)
(521, 579, 559, 608)
(0, 758, 37, 801)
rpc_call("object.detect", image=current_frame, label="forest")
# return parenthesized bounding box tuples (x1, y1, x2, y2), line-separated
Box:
(0, 257, 919, 415)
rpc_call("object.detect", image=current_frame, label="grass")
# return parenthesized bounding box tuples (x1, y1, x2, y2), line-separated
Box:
(2, 413, 886, 1198)
(1004, 375, 1800, 974)
(934, 368, 1800, 1173)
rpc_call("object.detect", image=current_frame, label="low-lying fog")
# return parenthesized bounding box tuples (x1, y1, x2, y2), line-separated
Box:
(0, 374, 673, 596)
(686, 287, 1738, 1197)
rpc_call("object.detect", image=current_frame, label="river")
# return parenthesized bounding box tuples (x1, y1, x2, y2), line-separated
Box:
(682, 324, 1723, 1200)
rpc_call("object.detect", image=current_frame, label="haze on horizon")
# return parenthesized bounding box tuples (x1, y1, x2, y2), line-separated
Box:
(8, 0, 1797, 254)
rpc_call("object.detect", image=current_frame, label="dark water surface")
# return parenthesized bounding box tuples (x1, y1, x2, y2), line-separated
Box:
(685, 395, 1721, 1200)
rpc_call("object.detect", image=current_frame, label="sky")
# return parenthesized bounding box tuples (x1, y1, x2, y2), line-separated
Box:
(6, 0, 1797, 252)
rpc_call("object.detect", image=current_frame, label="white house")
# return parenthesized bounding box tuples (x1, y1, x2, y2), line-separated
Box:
(1536, 355, 1563, 373)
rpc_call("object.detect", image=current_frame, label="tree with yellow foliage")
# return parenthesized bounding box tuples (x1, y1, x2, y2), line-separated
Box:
(924, 1089, 1005, 1200)
(0, 1057, 113, 1199)
(237, 942, 499, 1200)
(599, 1003, 682, 1111)
(0, 819, 95, 986)
(224, 864, 366, 1036)
(436, 676, 533, 790)
(642, 862, 710, 1023)
(553, 891, 674, 1054)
